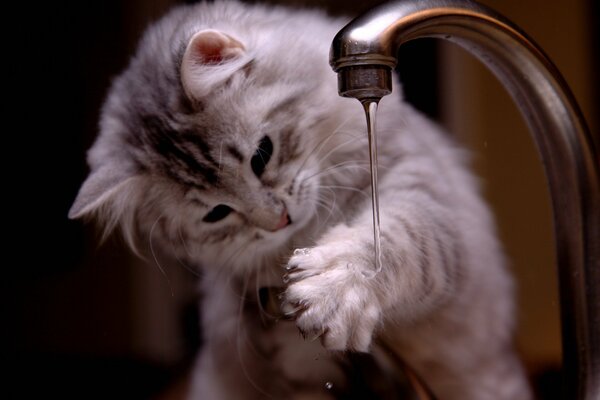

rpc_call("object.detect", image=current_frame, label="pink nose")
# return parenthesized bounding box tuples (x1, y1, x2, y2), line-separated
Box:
(273, 208, 291, 231)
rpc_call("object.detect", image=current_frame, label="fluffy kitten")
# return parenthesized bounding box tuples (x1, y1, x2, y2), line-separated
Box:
(70, 1, 532, 399)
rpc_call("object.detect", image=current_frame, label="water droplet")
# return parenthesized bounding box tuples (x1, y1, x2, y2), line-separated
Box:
(293, 248, 311, 256)
(285, 263, 297, 271)
(325, 382, 333, 390)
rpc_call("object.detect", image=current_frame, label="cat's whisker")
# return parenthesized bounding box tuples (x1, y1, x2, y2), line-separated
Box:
(217, 240, 256, 297)
(301, 160, 371, 183)
(148, 214, 175, 297)
(310, 197, 328, 227)
(216, 233, 275, 299)
(314, 189, 340, 229)
(312, 132, 366, 168)
(176, 220, 193, 257)
(169, 220, 202, 278)
(292, 120, 356, 178)
(314, 194, 338, 214)
(173, 252, 202, 278)
(305, 120, 353, 163)
(321, 184, 371, 199)
(219, 237, 250, 269)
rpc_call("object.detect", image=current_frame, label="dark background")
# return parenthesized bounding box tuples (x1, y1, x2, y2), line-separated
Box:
(7, 0, 598, 398)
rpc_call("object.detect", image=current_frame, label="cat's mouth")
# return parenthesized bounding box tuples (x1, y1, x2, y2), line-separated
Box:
(271, 208, 292, 232)
(259, 204, 292, 232)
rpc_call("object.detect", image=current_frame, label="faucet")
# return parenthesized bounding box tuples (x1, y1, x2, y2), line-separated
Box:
(329, 0, 599, 398)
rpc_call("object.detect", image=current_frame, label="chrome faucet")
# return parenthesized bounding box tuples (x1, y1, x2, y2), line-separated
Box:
(330, 0, 599, 398)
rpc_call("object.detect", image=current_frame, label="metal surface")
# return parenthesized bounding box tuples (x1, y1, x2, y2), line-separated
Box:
(330, 1, 600, 398)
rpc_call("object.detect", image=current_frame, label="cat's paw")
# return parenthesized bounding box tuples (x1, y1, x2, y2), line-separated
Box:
(282, 245, 381, 352)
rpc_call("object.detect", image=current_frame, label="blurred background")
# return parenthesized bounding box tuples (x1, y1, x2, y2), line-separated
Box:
(8, 0, 597, 398)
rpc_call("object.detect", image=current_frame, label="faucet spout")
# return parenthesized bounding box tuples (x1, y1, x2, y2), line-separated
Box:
(330, 1, 600, 398)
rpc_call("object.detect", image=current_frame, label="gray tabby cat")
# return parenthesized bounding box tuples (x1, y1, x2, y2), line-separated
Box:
(70, 1, 532, 399)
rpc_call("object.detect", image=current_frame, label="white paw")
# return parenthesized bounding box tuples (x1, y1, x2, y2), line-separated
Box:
(282, 245, 381, 352)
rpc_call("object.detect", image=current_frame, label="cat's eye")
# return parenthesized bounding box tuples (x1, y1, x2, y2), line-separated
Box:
(203, 204, 233, 223)
(251, 136, 273, 177)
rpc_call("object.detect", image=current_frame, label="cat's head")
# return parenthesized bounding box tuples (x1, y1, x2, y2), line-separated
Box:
(70, 2, 357, 273)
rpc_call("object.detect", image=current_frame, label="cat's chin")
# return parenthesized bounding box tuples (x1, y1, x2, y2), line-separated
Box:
(260, 224, 296, 248)
(252, 216, 309, 254)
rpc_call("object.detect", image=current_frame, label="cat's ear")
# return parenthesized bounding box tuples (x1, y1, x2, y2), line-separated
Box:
(184, 29, 245, 64)
(181, 29, 246, 99)
(68, 164, 138, 220)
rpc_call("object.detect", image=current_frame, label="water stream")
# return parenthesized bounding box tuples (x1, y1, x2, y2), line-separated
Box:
(361, 100, 383, 279)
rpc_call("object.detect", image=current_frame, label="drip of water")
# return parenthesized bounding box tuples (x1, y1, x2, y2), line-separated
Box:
(293, 248, 311, 256)
(361, 100, 383, 279)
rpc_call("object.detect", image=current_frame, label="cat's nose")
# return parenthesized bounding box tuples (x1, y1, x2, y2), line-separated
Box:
(246, 198, 291, 232)
(272, 207, 291, 231)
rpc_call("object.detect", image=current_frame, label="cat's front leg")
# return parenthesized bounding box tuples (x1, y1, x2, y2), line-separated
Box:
(282, 224, 383, 352)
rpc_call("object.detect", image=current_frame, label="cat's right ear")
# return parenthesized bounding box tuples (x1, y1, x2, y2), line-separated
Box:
(68, 164, 138, 220)
(181, 30, 247, 99)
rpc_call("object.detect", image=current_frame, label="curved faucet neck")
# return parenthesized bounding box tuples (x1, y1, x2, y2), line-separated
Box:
(330, 1, 600, 398)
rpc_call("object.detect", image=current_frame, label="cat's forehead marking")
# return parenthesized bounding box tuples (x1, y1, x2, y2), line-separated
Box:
(138, 115, 221, 187)
(265, 94, 304, 121)
(181, 131, 218, 166)
(226, 145, 244, 162)
(159, 137, 219, 186)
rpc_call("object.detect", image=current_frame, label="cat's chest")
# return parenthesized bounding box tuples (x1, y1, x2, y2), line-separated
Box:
(242, 287, 345, 387)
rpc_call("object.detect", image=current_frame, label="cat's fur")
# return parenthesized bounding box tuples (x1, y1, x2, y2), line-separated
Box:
(70, 1, 532, 399)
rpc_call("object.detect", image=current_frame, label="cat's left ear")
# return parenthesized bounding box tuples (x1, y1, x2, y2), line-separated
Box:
(181, 29, 246, 99)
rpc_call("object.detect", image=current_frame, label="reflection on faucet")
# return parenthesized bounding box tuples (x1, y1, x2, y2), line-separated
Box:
(329, 1, 599, 399)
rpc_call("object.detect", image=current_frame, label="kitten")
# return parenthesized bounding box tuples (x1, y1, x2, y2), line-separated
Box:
(70, 1, 532, 399)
